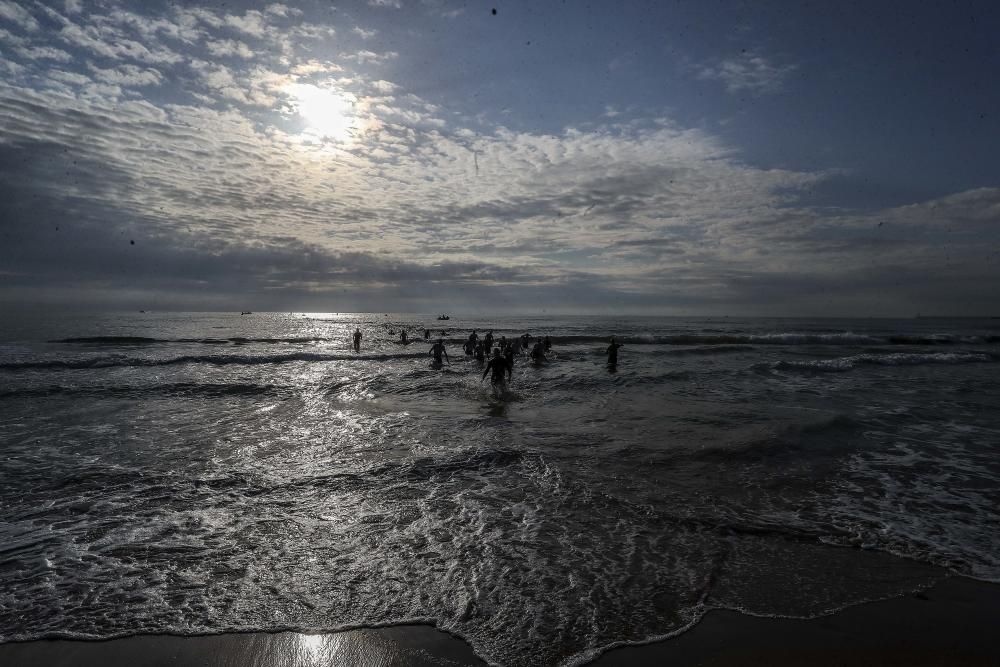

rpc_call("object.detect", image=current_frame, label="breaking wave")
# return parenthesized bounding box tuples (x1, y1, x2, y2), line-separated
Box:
(55, 336, 334, 345)
(0, 352, 426, 370)
(767, 351, 995, 373)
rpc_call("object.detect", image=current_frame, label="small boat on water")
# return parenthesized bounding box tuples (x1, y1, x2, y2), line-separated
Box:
(241, 311, 252, 315)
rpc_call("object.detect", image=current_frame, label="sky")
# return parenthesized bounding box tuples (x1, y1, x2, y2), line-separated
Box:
(0, 0, 998, 315)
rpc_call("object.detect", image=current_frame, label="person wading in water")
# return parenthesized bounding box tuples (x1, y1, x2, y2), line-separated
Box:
(482, 348, 512, 392)
(429, 338, 450, 366)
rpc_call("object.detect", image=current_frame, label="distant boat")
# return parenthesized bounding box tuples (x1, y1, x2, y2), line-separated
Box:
(241, 311, 252, 315)
(437, 315, 450, 320)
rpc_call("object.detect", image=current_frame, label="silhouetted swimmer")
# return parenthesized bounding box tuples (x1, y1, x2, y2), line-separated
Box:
(530, 341, 547, 364)
(424, 328, 430, 340)
(520, 333, 531, 350)
(430, 338, 450, 366)
(400, 330, 408, 345)
(484, 331, 494, 352)
(504, 342, 515, 370)
(606, 337, 622, 365)
(353, 327, 362, 353)
(469, 330, 479, 346)
(482, 348, 512, 389)
(474, 341, 486, 361)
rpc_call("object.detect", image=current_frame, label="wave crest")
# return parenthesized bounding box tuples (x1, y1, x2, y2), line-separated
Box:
(0, 352, 426, 370)
(767, 351, 995, 373)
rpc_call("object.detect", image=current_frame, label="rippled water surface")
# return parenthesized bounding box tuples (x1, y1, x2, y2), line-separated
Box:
(1, 313, 999, 666)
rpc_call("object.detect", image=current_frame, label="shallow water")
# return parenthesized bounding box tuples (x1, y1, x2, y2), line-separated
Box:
(1, 313, 998, 666)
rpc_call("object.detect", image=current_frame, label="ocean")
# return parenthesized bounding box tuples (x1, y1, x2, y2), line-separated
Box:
(1, 312, 998, 666)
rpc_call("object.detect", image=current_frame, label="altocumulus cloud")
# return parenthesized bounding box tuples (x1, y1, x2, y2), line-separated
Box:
(0, 1, 997, 314)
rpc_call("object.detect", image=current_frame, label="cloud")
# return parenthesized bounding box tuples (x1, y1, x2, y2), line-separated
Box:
(0, 133, 532, 311)
(13, 45, 74, 62)
(352, 26, 378, 40)
(368, 0, 403, 8)
(370, 79, 397, 94)
(2, 59, 997, 313)
(89, 64, 163, 87)
(224, 11, 267, 38)
(340, 50, 399, 66)
(289, 60, 343, 76)
(695, 49, 797, 95)
(0, 25, 24, 42)
(57, 22, 184, 64)
(206, 39, 255, 59)
(176, 6, 224, 30)
(264, 4, 303, 18)
(103, 8, 207, 44)
(189, 60, 262, 104)
(0, 3, 996, 314)
(0, 1, 39, 32)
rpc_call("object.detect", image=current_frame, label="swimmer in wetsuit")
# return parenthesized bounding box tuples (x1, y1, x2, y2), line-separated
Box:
(429, 338, 449, 365)
(353, 327, 362, 352)
(482, 348, 512, 388)
(606, 336, 622, 365)
(530, 341, 547, 364)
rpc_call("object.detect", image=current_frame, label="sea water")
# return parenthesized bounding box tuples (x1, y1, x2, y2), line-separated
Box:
(1, 313, 998, 666)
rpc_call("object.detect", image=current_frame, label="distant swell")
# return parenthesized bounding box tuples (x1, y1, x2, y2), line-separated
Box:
(50, 332, 1000, 348)
(55, 336, 332, 345)
(656, 344, 755, 356)
(550, 332, 1000, 346)
(767, 351, 995, 373)
(0, 352, 425, 370)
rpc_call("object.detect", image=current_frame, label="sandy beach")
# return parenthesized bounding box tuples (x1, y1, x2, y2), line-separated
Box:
(2, 577, 997, 666)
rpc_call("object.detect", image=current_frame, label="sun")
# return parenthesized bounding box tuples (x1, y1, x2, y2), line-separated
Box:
(287, 83, 356, 142)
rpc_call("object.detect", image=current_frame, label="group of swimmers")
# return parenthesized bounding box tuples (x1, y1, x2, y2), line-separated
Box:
(460, 330, 551, 363)
(351, 326, 624, 390)
(352, 326, 440, 351)
(426, 330, 551, 371)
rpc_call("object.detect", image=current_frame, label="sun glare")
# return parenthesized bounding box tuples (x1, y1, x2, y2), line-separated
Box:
(287, 83, 355, 142)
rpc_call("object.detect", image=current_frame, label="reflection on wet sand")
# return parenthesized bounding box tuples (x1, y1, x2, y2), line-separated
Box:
(0, 626, 486, 667)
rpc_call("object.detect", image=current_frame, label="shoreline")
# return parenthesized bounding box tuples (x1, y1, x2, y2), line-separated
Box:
(590, 575, 1000, 666)
(2, 577, 998, 666)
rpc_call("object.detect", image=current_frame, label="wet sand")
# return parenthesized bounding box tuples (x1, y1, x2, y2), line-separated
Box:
(591, 576, 1000, 666)
(1, 577, 997, 666)
(0, 624, 488, 667)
